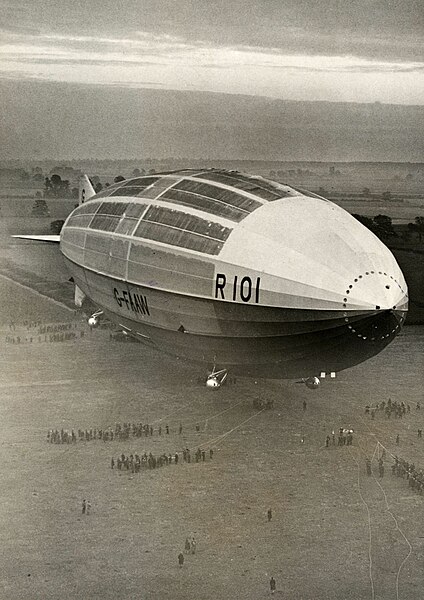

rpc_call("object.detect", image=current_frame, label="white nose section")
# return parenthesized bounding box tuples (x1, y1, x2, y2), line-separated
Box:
(340, 270, 408, 312)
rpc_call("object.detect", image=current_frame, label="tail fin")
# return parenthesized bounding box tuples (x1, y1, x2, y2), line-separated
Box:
(79, 175, 96, 205)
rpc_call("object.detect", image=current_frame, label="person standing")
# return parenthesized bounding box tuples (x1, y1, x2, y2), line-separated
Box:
(270, 576, 276, 594)
(267, 508, 272, 522)
(366, 459, 372, 476)
(82, 499, 86, 514)
(178, 552, 184, 568)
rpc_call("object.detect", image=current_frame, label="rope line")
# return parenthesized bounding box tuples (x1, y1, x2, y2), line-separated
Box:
(370, 445, 413, 600)
(190, 408, 266, 452)
(348, 447, 376, 600)
(351, 436, 414, 600)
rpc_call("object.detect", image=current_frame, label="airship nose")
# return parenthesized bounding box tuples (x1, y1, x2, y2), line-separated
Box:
(345, 296, 408, 344)
(340, 267, 408, 315)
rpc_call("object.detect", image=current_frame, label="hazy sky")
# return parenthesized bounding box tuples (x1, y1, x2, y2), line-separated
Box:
(1, 0, 423, 104)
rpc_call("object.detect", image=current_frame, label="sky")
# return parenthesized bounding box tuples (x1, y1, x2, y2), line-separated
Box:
(1, 0, 423, 104)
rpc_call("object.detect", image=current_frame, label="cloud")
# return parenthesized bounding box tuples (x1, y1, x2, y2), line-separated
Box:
(0, 7, 423, 104)
(1, 0, 423, 62)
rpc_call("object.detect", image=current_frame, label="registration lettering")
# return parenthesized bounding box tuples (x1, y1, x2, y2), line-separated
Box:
(114, 288, 150, 316)
(215, 273, 260, 304)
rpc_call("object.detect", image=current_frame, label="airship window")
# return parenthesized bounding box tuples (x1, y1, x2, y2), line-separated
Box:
(136, 177, 179, 199)
(115, 217, 139, 236)
(161, 188, 246, 222)
(129, 244, 215, 278)
(194, 172, 285, 201)
(98, 202, 129, 216)
(134, 221, 223, 255)
(122, 177, 159, 188)
(73, 201, 101, 215)
(66, 214, 94, 228)
(175, 180, 261, 212)
(89, 214, 120, 232)
(110, 187, 145, 197)
(93, 183, 122, 198)
(124, 203, 149, 218)
(143, 206, 231, 241)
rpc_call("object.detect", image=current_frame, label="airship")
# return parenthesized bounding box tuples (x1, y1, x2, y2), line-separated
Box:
(16, 169, 408, 388)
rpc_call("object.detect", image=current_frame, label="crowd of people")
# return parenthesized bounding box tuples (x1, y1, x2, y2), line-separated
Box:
(391, 456, 424, 494)
(111, 447, 214, 472)
(46, 421, 204, 444)
(365, 399, 420, 420)
(325, 427, 354, 447)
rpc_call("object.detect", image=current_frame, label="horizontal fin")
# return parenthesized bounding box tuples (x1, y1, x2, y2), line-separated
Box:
(12, 235, 60, 243)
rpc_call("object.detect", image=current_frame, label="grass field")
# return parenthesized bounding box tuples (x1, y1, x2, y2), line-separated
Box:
(0, 286, 424, 599)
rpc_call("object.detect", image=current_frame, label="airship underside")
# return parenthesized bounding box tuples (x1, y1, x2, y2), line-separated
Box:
(60, 170, 408, 379)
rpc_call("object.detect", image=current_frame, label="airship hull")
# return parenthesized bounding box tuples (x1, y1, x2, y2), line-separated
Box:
(60, 169, 408, 379)
(63, 256, 405, 379)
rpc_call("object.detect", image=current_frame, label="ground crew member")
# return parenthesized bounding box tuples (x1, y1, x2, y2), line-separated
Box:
(366, 459, 372, 476)
(178, 552, 184, 567)
(267, 508, 272, 522)
(270, 576, 276, 594)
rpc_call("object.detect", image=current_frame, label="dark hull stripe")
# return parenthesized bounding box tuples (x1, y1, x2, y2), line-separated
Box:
(63, 258, 401, 379)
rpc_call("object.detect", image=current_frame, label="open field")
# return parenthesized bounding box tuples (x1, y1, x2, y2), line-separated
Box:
(1, 275, 424, 600)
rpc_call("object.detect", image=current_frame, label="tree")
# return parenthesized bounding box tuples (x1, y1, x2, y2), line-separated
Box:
(114, 175, 125, 183)
(415, 217, 424, 243)
(373, 214, 396, 239)
(352, 214, 376, 233)
(50, 219, 65, 234)
(94, 182, 103, 193)
(45, 174, 71, 198)
(132, 168, 141, 177)
(32, 197, 50, 217)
